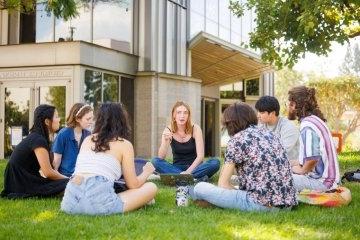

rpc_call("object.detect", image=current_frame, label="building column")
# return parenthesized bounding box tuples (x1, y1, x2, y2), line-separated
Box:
(261, 70, 275, 96)
(134, 71, 201, 158)
(0, 10, 9, 45)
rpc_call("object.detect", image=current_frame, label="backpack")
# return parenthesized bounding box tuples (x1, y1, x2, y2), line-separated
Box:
(341, 169, 360, 183)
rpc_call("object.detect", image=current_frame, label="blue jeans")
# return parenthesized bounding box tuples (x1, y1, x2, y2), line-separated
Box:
(151, 157, 220, 179)
(61, 175, 124, 215)
(192, 182, 273, 211)
(292, 174, 329, 192)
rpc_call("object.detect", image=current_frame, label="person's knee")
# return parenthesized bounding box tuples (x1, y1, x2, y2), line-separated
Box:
(194, 182, 209, 197)
(144, 182, 158, 196)
(151, 157, 163, 167)
(208, 158, 220, 170)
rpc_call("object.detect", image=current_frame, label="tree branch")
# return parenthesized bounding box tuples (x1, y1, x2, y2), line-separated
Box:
(348, 31, 360, 38)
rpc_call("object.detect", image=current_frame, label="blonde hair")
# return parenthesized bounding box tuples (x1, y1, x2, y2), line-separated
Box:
(170, 101, 193, 134)
(66, 103, 93, 128)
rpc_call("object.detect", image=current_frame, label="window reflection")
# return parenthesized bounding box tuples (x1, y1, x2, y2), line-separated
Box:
(205, 0, 218, 23)
(36, 3, 54, 43)
(84, 70, 120, 110)
(55, 3, 91, 42)
(84, 70, 102, 109)
(35, 0, 133, 46)
(93, 0, 133, 43)
(103, 73, 119, 102)
(189, 0, 256, 49)
(40, 86, 66, 127)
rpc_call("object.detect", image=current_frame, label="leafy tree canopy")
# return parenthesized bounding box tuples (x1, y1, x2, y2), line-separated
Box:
(230, 0, 360, 69)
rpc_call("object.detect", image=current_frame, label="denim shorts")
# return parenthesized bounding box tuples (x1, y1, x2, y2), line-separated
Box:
(61, 175, 124, 215)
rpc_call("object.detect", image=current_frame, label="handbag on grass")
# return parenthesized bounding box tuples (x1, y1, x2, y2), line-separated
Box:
(298, 186, 352, 207)
(341, 169, 360, 183)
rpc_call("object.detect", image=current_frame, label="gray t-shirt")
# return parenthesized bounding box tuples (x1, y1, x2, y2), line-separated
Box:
(260, 117, 300, 160)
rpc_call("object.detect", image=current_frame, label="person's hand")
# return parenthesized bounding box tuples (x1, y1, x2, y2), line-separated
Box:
(143, 162, 155, 175)
(180, 170, 191, 175)
(292, 165, 304, 175)
(162, 129, 173, 143)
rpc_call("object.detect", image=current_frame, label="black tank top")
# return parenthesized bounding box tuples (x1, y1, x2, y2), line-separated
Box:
(169, 127, 197, 166)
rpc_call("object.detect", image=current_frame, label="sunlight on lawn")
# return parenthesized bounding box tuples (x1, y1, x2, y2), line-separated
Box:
(223, 222, 356, 240)
(32, 210, 57, 223)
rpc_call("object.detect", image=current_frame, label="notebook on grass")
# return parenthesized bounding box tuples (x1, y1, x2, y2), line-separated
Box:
(160, 173, 194, 186)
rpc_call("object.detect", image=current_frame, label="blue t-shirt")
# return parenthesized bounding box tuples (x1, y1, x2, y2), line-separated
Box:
(52, 127, 91, 177)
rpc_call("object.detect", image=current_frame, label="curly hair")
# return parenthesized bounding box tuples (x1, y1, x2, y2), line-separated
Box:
(288, 86, 326, 122)
(30, 104, 56, 147)
(91, 102, 131, 152)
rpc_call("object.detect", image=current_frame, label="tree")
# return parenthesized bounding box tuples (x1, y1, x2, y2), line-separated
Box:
(0, 0, 78, 21)
(46, 86, 66, 126)
(4, 89, 29, 157)
(230, 0, 360, 69)
(308, 76, 360, 144)
(340, 43, 360, 77)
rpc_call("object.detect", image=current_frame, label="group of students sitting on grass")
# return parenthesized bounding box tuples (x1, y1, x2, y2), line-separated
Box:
(0, 85, 341, 215)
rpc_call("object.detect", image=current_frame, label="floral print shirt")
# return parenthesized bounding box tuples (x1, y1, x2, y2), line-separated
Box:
(225, 125, 297, 207)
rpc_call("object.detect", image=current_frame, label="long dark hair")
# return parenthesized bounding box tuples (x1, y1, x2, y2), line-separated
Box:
(288, 86, 326, 122)
(92, 102, 131, 152)
(30, 104, 56, 146)
(222, 102, 258, 136)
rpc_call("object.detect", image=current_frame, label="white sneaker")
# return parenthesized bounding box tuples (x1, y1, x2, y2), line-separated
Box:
(147, 198, 156, 205)
(147, 174, 160, 180)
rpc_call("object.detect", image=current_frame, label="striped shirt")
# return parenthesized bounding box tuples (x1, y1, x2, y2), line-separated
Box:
(299, 115, 340, 189)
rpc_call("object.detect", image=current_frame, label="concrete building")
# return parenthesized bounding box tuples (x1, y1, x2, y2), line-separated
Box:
(0, 0, 274, 159)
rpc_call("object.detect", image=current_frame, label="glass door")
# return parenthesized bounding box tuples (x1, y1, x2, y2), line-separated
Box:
(0, 83, 35, 158)
(0, 80, 70, 159)
(35, 80, 70, 129)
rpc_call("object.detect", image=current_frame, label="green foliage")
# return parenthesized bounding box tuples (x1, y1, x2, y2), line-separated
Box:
(1, 154, 360, 239)
(0, 0, 78, 21)
(46, 86, 66, 126)
(230, 0, 360, 69)
(4, 89, 29, 157)
(308, 76, 360, 143)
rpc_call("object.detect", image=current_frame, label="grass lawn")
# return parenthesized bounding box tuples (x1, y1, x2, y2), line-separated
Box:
(1, 153, 360, 240)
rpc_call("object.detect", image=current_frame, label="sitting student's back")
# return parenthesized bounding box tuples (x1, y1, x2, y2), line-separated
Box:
(61, 103, 157, 215)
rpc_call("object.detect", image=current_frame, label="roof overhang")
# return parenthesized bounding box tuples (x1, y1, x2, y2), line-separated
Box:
(189, 32, 271, 86)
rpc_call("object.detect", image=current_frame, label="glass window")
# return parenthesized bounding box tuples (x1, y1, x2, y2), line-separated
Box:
(4, 87, 30, 157)
(205, 0, 218, 23)
(230, 13, 241, 34)
(84, 70, 120, 110)
(36, 3, 54, 42)
(190, 11, 205, 38)
(219, 0, 230, 28)
(93, 0, 133, 43)
(245, 78, 260, 96)
(103, 73, 119, 102)
(84, 70, 102, 109)
(205, 19, 218, 36)
(242, 9, 253, 44)
(190, 0, 205, 14)
(219, 26, 230, 42)
(39, 86, 66, 127)
(55, 3, 91, 42)
(231, 31, 241, 46)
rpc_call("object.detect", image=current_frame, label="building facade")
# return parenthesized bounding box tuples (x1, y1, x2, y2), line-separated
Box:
(0, 0, 274, 159)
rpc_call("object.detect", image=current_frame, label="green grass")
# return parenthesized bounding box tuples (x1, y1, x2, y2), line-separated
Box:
(1, 153, 360, 240)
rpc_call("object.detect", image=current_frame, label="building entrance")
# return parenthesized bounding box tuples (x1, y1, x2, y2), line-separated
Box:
(0, 80, 69, 158)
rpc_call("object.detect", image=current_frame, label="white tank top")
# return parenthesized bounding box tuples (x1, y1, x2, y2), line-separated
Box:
(74, 150, 122, 182)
